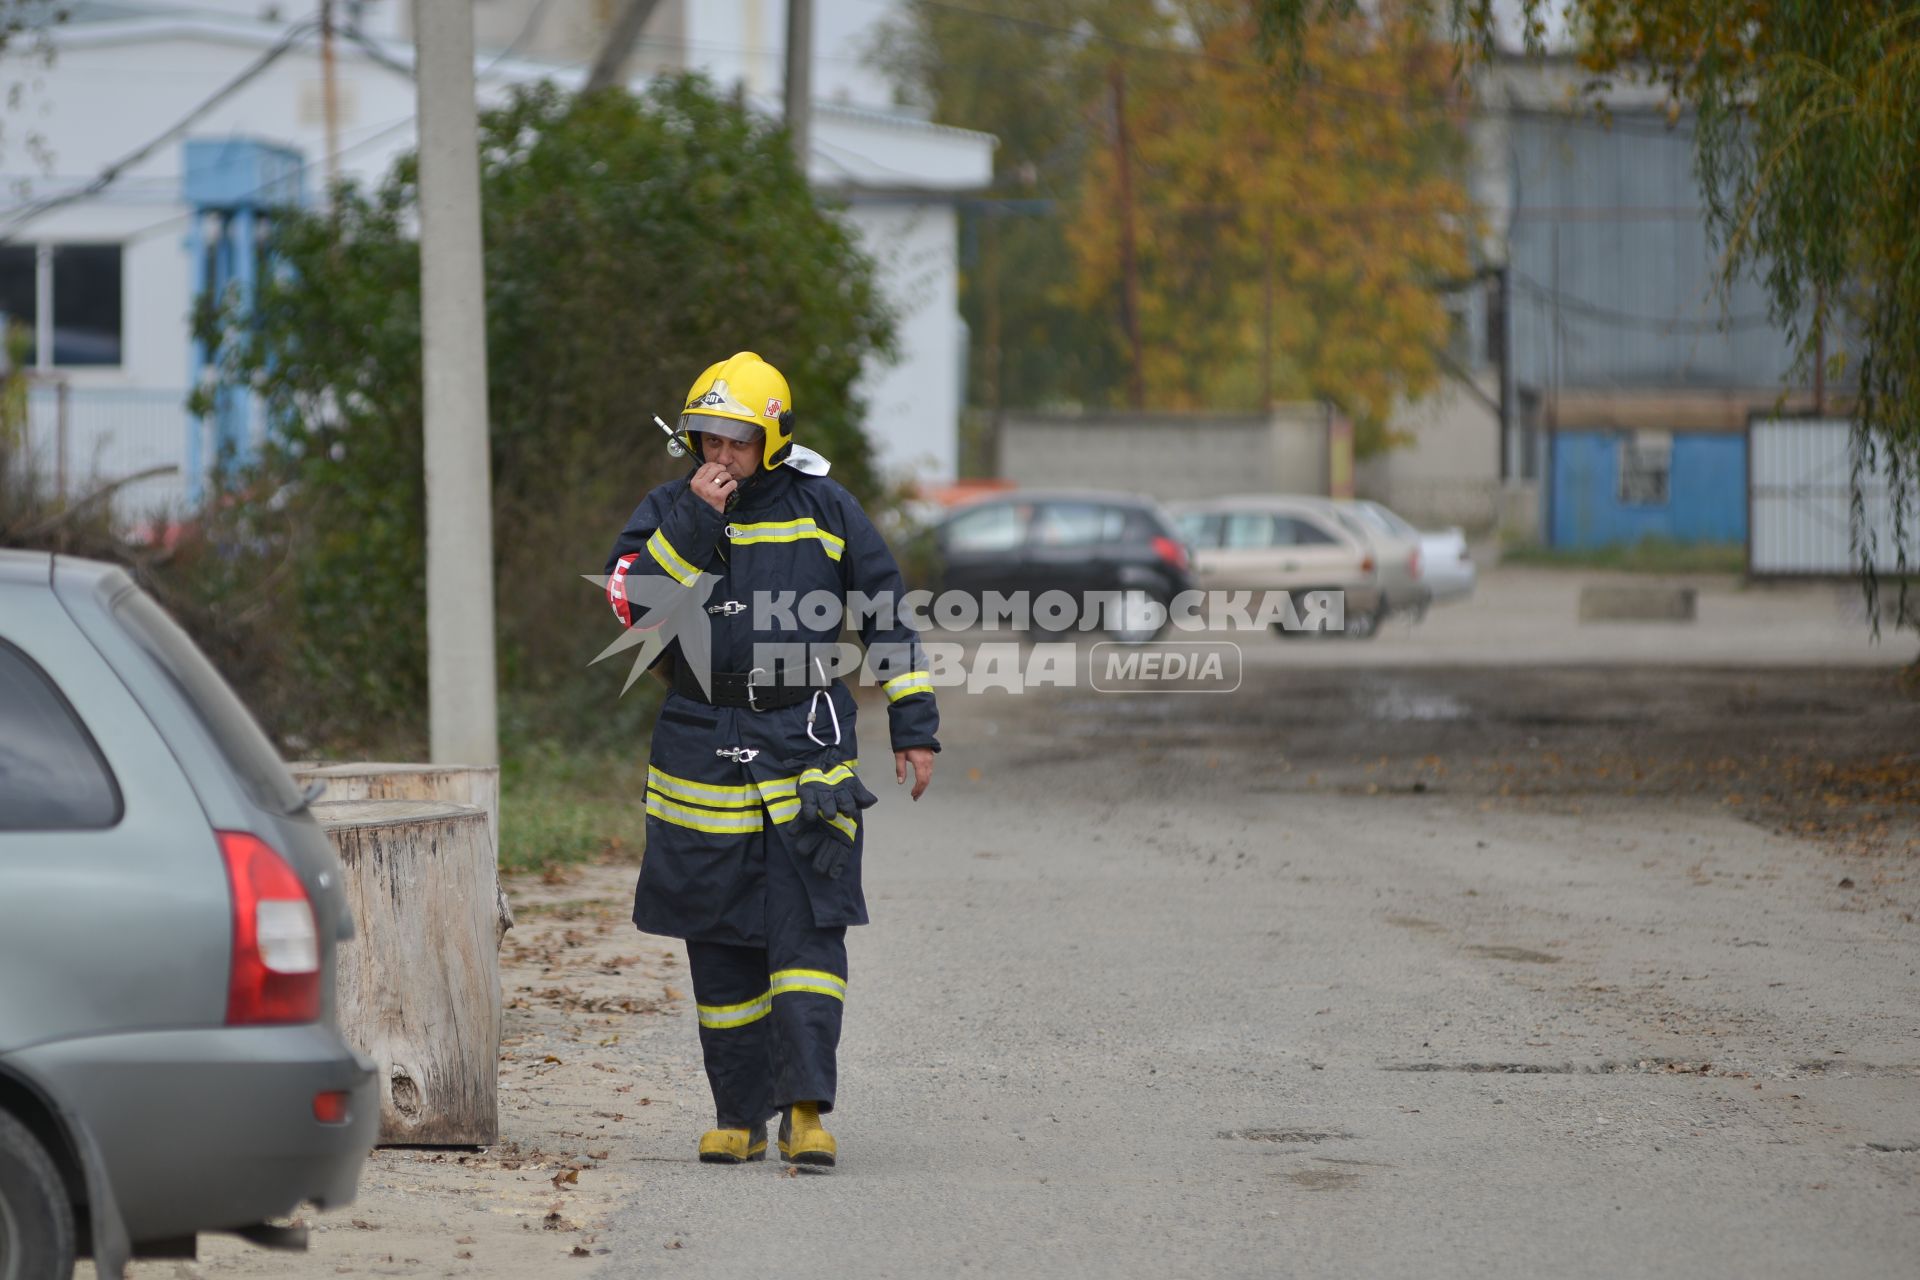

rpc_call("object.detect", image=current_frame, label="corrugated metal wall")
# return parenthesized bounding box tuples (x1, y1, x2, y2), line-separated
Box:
(1507, 114, 1802, 393)
(1750, 418, 1920, 575)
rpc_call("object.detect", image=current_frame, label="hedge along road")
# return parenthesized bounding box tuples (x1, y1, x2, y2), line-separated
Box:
(592, 646, 1919, 1279)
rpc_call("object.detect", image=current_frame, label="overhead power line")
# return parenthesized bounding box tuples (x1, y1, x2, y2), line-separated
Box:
(1511, 271, 1778, 331)
(0, 17, 319, 245)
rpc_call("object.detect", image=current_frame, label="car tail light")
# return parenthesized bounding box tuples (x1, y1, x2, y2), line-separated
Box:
(1151, 534, 1190, 573)
(313, 1091, 352, 1125)
(1408, 547, 1423, 579)
(219, 831, 321, 1025)
(1360, 554, 1376, 575)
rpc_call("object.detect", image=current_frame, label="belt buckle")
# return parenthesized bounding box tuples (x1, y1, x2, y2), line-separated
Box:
(745, 666, 768, 712)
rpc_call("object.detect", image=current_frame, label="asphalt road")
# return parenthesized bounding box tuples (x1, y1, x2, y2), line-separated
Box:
(595, 645, 1920, 1279)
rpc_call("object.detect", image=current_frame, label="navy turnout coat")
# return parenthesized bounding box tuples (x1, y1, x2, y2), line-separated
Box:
(603, 461, 939, 946)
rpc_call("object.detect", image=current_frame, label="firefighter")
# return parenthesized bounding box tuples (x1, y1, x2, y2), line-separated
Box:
(602, 352, 938, 1169)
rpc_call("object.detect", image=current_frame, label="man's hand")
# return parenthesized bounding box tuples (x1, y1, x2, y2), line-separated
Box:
(691, 462, 737, 513)
(895, 747, 935, 801)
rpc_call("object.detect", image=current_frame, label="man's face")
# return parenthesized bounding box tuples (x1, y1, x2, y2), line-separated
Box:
(700, 429, 762, 481)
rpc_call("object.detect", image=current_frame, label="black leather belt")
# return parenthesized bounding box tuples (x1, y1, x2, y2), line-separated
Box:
(672, 662, 822, 711)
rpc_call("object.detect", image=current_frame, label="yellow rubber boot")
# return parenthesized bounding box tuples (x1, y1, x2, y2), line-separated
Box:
(697, 1123, 767, 1164)
(777, 1102, 836, 1168)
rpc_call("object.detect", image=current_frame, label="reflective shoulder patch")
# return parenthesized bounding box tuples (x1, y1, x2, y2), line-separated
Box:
(783, 445, 832, 476)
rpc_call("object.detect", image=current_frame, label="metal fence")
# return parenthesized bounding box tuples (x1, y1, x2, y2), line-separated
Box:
(1749, 416, 1920, 576)
(19, 383, 195, 521)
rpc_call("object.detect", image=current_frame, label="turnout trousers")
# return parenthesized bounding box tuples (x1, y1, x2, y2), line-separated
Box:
(687, 818, 848, 1128)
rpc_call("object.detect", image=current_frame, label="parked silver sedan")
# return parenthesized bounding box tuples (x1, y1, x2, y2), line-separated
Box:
(0, 550, 375, 1279)
(1170, 495, 1428, 637)
(1346, 499, 1477, 609)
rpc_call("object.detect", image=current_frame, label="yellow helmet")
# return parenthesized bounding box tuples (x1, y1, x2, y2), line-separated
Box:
(680, 351, 793, 471)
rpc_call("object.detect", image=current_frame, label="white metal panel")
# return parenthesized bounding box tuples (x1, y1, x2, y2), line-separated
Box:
(22, 386, 192, 519)
(1750, 417, 1920, 575)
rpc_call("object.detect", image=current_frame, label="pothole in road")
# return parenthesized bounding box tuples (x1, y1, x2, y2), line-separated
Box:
(1220, 1129, 1355, 1144)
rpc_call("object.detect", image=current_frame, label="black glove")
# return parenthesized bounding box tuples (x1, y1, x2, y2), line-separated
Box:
(796, 762, 878, 828)
(792, 819, 854, 880)
(792, 761, 877, 879)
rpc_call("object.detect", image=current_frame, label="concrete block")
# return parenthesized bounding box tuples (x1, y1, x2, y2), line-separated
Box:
(1578, 584, 1697, 623)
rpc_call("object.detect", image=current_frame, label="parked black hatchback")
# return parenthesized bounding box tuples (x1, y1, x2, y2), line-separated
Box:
(929, 489, 1195, 642)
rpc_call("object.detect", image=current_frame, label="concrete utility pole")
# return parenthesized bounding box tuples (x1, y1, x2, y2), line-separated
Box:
(413, 0, 499, 767)
(784, 0, 813, 170)
(319, 0, 341, 198)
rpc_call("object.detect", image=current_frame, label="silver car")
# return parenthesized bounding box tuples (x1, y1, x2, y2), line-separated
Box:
(0, 550, 376, 1279)
(1170, 495, 1428, 637)
(1347, 499, 1476, 609)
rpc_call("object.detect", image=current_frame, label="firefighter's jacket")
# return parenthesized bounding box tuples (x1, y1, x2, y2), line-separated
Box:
(603, 462, 939, 946)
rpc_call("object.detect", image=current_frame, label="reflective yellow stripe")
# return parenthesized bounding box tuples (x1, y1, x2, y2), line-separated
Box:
(726, 518, 845, 562)
(765, 804, 859, 843)
(697, 990, 772, 1029)
(753, 759, 859, 805)
(646, 529, 701, 586)
(884, 670, 933, 702)
(647, 766, 760, 809)
(646, 760, 867, 833)
(770, 968, 846, 1001)
(646, 792, 764, 834)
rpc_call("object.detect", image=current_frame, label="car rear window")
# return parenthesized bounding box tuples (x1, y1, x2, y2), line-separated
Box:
(0, 639, 124, 830)
(1279, 515, 1342, 547)
(1176, 512, 1222, 549)
(945, 502, 1027, 553)
(1223, 513, 1276, 548)
(111, 588, 304, 815)
(1366, 503, 1419, 537)
(1033, 504, 1127, 547)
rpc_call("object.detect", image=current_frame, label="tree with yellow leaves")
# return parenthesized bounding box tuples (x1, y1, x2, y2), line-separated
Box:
(1065, 1, 1475, 451)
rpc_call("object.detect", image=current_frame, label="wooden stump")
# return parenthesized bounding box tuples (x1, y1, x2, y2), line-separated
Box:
(293, 762, 513, 941)
(315, 799, 500, 1146)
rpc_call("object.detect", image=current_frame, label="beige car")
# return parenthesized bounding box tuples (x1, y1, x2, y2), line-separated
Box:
(1169, 496, 1427, 638)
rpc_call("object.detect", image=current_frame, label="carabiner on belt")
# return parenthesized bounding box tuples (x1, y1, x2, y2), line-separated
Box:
(805, 656, 842, 747)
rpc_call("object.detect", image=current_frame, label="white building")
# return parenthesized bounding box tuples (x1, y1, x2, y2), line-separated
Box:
(2, 0, 990, 514)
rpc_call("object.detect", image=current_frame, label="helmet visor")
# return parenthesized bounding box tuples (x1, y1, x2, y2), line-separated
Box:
(682, 413, 764, 444)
